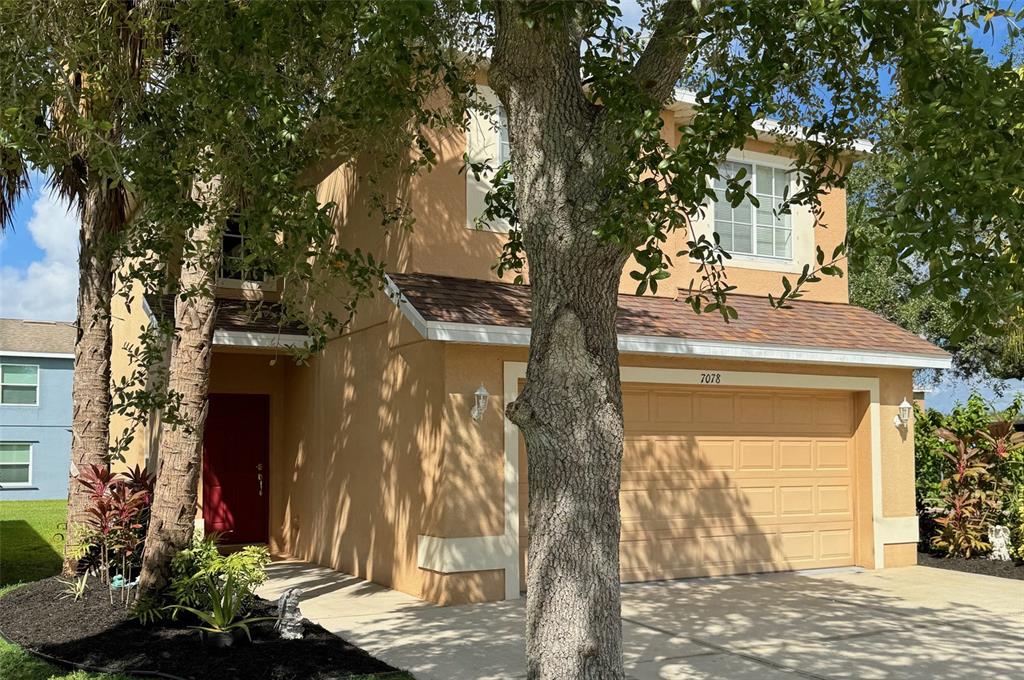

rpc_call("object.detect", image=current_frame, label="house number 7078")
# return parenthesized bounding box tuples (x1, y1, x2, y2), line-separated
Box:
(699, 372, 722, 384)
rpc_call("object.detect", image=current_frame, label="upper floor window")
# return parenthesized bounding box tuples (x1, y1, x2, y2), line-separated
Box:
(713, 161, 793, 260)
(0, 442, 32, 486)
(0, 364, 39, 406)
(497, 105, 511, 166)
(219, 218, 273, 285)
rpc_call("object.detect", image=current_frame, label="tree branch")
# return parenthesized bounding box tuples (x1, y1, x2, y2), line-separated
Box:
(629, 0, 701, 103)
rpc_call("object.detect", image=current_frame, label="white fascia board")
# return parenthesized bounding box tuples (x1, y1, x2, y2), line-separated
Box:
(212, 329, 309, 348)
(383, 274, 431, 337)
(0, 350, 74, 360)
(672, 88, 874, 154)
(409, 317, 949, 370)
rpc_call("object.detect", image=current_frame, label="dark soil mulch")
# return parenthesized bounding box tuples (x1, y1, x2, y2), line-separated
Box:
(918, 551, 1024, 580)
(0, 577, 405, 679)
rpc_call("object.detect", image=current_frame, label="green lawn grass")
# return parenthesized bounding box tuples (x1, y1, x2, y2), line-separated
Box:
(0, 500, 67, 586)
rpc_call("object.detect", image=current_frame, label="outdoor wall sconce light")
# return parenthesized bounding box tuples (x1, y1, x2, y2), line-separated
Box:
(471, 384, 490, 422)
(893, 398, 912, 428)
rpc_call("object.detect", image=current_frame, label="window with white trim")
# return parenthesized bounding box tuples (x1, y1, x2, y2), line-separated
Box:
(713, 161, 793, 259)
(0, 364, 39, 405)
(0, 442, 32, 486)
(497, 105, 511, 166)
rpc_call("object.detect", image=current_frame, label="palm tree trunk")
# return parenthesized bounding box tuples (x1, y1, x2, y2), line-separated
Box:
(137, 178, 222, 595)
(63, 183, 119, 575)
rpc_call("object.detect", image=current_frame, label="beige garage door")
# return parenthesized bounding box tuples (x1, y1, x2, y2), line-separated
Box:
(519, 384, 858, 587)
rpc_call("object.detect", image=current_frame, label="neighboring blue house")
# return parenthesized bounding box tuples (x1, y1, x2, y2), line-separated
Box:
(0, 318, 75, 500)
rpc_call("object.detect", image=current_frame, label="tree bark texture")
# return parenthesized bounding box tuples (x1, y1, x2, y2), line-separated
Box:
(490, 3, 695, 677)
(63, 183, 120, 575)
(137, 178, 222, 595)
(492, 9, 627, 680)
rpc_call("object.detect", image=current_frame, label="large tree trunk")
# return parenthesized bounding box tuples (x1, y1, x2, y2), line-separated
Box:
(63, 183, 120, 575)
(490, 3, 694, 677)
(137, 178, 222, 595)
(491, 10, 631, 679)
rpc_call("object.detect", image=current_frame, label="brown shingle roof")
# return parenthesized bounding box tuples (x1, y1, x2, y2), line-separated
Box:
(387, 272, 949, 360)
(151, 295, 307, 336)
(0, 318, 76, 355)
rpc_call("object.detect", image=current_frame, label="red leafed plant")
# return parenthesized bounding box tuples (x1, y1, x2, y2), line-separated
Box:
(71, 464, 155, 603)
(930, 426, 1013, 558)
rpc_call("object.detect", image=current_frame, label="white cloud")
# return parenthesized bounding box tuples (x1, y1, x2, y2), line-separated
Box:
(0, 188, 79, 321)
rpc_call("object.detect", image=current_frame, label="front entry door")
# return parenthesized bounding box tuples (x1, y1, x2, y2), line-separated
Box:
(202, 393, 270, 544)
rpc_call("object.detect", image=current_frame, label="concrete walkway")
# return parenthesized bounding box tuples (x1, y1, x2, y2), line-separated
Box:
(259, 562, 1024, 680)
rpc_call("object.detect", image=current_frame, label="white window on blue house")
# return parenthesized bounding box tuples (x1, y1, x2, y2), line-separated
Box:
(713, 161, 793, 260)
(0, 443, 32, 486)
(0, 364, 39, 406)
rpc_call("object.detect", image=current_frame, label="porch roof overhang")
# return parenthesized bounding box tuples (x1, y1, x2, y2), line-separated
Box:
(147, 295, 310, 350)
(385, 273, 952, 371)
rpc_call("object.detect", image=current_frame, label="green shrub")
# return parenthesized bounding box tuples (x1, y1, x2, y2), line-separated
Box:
(916, 393, 1024, 558)
(169, 533, 270, 609)
(166, 574, 273, 639)
(914, 405, 947, 508)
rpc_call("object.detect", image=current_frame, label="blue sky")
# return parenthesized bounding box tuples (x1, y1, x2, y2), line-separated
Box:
(0, 171, 79, 321)
(1, 2, 1020, 412)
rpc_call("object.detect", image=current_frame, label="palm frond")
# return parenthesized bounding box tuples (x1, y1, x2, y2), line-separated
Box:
(0, 146, 30, 231)
(48, 156, 89, 219)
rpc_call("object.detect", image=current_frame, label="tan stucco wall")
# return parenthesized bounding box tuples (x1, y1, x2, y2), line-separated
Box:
(109, 278, 158, 473)
(317, 99, 850, 306)
(273, 303, 446, 600)
(884, 543, 919, 568)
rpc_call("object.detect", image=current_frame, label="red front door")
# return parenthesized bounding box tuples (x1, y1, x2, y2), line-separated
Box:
(202, 393, 270, 544)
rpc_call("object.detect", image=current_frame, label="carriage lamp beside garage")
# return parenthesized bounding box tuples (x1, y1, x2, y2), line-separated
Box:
(471, 384, 490, 422)
(894, 398, 912, 428)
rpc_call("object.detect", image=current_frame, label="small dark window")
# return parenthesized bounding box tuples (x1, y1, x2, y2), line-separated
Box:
(219, 217, 271, 282)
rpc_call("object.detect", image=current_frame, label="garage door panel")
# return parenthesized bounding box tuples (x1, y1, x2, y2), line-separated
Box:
(776, 396, 816, 425)
(737, 394, 774, 424)
(653, 392, 693, 423)
(520, 384, 857, 585)
(816, 441, 851, 470)
(623, 390, 651, 423)
(818, 484, 853, 514)
(820, 528, 855, 560)
(695, 394, 735, 423)
(738, 440, 775, 470)
(778, 441, 814, 470)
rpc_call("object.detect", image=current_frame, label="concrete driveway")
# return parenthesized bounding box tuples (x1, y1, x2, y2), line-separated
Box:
(259, 562, 1024, 680)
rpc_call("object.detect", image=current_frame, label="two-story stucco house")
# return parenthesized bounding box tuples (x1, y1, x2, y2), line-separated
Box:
(0, 319, 75, 500)
(112, 86, 950, 606)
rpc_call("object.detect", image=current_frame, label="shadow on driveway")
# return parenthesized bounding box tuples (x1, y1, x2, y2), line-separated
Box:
(260, 562, 1024, 680)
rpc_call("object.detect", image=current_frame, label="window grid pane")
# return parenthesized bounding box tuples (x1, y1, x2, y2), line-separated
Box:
(713, 162, 793, 259)
(1, 385, 37, 405)
(0, 466, 30, 484)
(1, 365, 38, 386)
(0, 444, 31, 464)
(0, 443, 30, 484)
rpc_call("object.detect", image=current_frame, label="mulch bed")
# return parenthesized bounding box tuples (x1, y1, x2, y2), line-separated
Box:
(918, 551, 1024, 581)
(0, 577, 405, 679)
